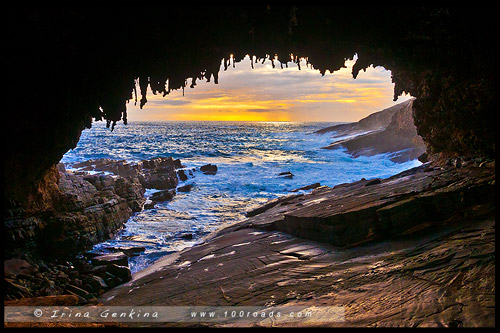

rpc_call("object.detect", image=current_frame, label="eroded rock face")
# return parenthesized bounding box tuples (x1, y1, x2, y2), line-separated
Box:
(320, 99, 426, 163)
(4, 167, 140, 260)
(243, 160, 495, 248)
(99, 161, 495, 327)
(72, 157, 182, 191)
(4, 156, 189, 260)
(5, 6, 495, 208)
(4, 254, 133, 304)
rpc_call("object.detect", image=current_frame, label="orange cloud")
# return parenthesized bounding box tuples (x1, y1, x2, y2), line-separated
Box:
(126, 55, 413, 122)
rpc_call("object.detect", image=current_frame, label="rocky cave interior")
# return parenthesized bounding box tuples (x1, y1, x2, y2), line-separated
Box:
(5, 5, 495, 255)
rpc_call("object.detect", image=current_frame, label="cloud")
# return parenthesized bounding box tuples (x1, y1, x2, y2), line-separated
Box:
(147, 99, 192, 106)
(126, 54, 412, 122)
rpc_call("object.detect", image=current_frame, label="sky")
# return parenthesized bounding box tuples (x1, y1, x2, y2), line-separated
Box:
(126, 54, 413, 123)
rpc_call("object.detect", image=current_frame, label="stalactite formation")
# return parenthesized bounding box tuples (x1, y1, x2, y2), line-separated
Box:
(5, 5, 495, 204)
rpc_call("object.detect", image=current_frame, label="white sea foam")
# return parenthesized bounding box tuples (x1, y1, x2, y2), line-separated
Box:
(62, 121, 421, 273)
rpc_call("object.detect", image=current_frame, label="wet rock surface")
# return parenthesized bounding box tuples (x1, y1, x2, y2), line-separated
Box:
(4, 156, 191, 260)
(72, 156, 183, 191)
(4, 164, 141, 260)
(3, 156, 197, 305)
(319, 99, 426, 163)
(200, 164, 218, 175)
(100, 160, 495, 327)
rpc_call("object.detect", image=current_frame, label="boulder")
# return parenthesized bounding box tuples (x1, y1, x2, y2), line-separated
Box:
(179, 233, 193, 240)
(91, 252, 128, 267)
(177, 169, 188, 181)
(4, 259, 36, 278)
(150, 189, 176, 203)
(85, 275, 108, 290)
(104, 246, 146, 256)
(106, 264, 132, 282)
(144, 202, 156, 209)
(177, 184, 192, 192)
(200, 164, 217, 175)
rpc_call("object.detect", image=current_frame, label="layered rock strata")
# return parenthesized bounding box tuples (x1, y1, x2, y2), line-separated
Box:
(100, 159, 495, 327)
(4, 156, 193, 305)
(318, 99, 426, 163)
(4, 157, 186, 261)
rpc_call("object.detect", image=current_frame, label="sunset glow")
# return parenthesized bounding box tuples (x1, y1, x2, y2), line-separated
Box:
(126, 55, 413, 122)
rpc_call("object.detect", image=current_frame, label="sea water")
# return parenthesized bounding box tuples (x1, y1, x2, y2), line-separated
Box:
(61, 121, 421, 272)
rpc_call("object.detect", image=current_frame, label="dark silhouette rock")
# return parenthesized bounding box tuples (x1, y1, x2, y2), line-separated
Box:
(177, 169, 188, 181)
(106, 264, 132, 283)
(144, 202, 156, 209)
(279, 171, 294, 179)
(200, 164, 217, 175)
(177, 184, 192, 192)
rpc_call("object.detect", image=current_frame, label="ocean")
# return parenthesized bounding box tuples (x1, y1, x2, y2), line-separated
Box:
(61, 121, 421, 272)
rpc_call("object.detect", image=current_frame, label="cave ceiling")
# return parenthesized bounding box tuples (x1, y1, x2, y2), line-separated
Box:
(5, 5, 495, 200)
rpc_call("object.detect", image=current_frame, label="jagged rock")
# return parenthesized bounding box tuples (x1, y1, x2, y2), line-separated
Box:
(4, 156, 186, 262)
(139, 172, 178, 190)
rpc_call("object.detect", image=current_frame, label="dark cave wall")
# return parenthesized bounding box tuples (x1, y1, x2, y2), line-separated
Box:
(5, 5, 495, 208)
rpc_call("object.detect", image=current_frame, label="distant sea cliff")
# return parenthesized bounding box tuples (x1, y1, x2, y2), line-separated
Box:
(316, 99, 426, 163)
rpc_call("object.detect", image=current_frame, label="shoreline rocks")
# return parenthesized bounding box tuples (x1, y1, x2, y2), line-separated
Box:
(4, 256, 132, 305)
(150, 189, 176, 203)
(98, 159, 495, 327)
(200, 164, 217, 175)
(317, 99, 426, 163)
(3, 155, 210, 305)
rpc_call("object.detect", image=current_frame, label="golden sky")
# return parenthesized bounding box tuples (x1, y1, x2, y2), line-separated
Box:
(126, 55, 412, 122)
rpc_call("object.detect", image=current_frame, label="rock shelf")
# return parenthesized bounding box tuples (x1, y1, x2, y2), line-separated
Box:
(99, 159, 495, 327)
